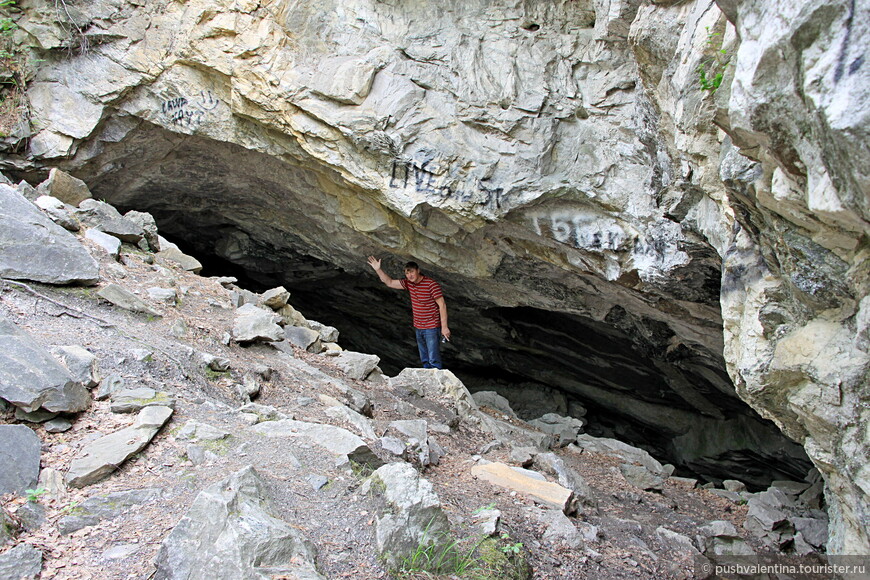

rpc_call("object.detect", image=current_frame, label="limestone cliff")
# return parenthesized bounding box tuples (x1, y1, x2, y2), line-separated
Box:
(0, 0, 866, 552)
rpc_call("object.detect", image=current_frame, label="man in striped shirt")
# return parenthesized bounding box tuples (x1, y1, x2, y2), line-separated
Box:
(367, 256, 451, 369)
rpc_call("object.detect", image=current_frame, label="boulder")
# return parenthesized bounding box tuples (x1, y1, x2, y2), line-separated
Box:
(57, 488, 162, 535)
(154, 466, 324, 580)
(97, 284, 162, 317)
(573, 435, 666, 475)
(0, 543, 43, 579)
(94, 374, 125, 401)
(0, 184, 99, 285)
(110, 388, 175, 413)
(123, 210, 160, 251)
(176, 420, 231, 442)
(147, 287, 177, 303)
(528, 413, 585, 446)
(157, 246, 203, 273)
(96, 217, 145, 244)
(619, 463, 666, 492)
(471, 462, 574, 514)
(85, 228, 122, 258)
(325, 404, 377, 440)
(14, 407, 59, 423)
(74, 199, 124, 227)
(533, 452, 596, 507)
(35, 168, 91, 206)
(390, 368, 479, 420)
(369, 462, 451, 570)
(538, 509, 584, 548)
(471, 390, 518, 418)
(35, 196, 80, 231)
(51, 345, 99, 388)
(0, 425, 41, 494)
(656, 527, 700, 557)
(386, 419, 432, 467)
(66, 405, 173, 488)
(44, 418, 73, 433)
(232, 304, 283, 343)
(251, 419, 383, 467)
(472, 507, 501, 536)
(260, 286, 290, 309)
(237, 402, 287, 423)
(284, 325, 322, 352)
(697, 521, 755, 556)
(0, 315, 91, 413)
(333, 350, 380, 380)
(307, 320, 339, 343)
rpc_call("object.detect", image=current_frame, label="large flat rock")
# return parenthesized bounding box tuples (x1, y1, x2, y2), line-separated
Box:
(66, 405, 173, 488)
(0, 184, 99, 285)
(471, 462, 574, 514)
(0, 314, 91, 413)
(251, 418, 382, 467)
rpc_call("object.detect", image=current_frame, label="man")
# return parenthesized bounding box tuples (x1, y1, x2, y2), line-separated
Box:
(367, 256, 451, 369)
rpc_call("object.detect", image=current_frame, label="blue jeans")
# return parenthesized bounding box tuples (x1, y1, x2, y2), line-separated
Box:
(414, 328, 443, 369)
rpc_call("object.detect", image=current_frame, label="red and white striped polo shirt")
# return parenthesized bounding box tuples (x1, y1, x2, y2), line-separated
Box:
(400, 276, 443, 329)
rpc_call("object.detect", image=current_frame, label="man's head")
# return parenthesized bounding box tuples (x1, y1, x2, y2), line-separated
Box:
(404, 261, 422, 283)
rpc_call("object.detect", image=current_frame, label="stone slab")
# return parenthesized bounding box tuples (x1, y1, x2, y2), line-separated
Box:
(471, 461, 574, 513)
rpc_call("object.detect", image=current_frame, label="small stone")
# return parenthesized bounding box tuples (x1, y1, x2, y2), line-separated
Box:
(44, 418, 73, 433)
(307, 474, 329, 490)
(95, 375, 125, 401)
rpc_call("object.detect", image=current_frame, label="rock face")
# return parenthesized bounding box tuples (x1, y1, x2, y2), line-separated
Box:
(4, 0, 868, 552)
(153, 466, 323, 580)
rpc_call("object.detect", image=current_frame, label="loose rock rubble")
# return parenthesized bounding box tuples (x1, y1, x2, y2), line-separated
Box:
(0, 180, 835, 579)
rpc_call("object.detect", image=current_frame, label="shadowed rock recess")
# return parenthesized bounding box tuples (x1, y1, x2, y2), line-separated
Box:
(2, 0, 867, 553)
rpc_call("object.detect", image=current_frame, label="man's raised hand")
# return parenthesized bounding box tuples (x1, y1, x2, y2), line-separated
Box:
(367, 256, 381, 270)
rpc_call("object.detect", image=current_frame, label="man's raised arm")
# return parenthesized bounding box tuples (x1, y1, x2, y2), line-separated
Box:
(367, 256, 404, 290)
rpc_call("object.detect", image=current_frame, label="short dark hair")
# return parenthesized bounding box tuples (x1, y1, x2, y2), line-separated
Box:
(404, 261, 420, 271)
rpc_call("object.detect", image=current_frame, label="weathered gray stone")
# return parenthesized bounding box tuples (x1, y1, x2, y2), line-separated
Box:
(110, 388, 175, 413)
(66, 405, 173, 488)
(723, 479, 747, 493)
(284, 325, 321, 352)
(237, 402, 286, 423)
(0, 506, 17, 544)
(35, 168, 91, 207)
(147, 287, 177, 303)
(14, 407, 59, 423)
(0, 543, 42, 579)
(232, 304, 283, 343)
(471, 390, 517, 418)
(370, 462, 451, 570)
(619, 463, 666, 492)
(51, 345, 99, 388)
(0, 315, 91, 413)
(791, 516, 828, 549)
(94, 374, 125, 401)
(574, 435, 666, 476)
(157, 246, 203, 274)
(697, 521, 755, 557)
(539, 508, 583, 548)
(123, 210, 160, 251)
(260, 286, 290, 309)
(533, 452, 596, 507)
(0, 184, 99, 285)
(307, 320, 339, 343)
(96, 217, 144, 244)
(0, 425, 41, 495)
(85, 228, 121, 258)
(154, 466, 324, 580)
(325, 404, 377, 441)
(472, 507, 501, 537)
(251, 419, 383, 467)
(528, 413, 585, 446)
(97, 284, 162, 317)
(656, 527, 700, 557)
(177, 420, 230, 442)
(44, 418, 73, 433)
(391, 369, 479, 420)
(332, 350, 379, 380)
(57, 488, 161, 535)
(74, 199, 124, 227)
